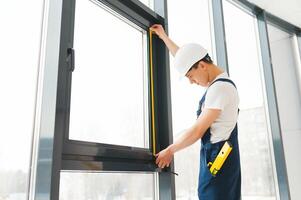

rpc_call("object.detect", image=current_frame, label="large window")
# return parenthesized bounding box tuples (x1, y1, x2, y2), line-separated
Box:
(167, 0, 213, 198)
(0, 1, 44, 199)
(223, 1, 277, 199)
(267, 23, 301, 200)
(69, 0, 149, 148)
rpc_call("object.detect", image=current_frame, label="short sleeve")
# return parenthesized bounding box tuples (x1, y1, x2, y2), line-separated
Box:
(204, 82, 233, 110)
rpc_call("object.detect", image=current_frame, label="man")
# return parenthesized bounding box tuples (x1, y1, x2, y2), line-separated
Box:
(150, 24, 241, 200)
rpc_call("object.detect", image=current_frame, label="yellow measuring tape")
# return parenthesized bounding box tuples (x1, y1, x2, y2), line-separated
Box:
(149, 29, 156, 156)
(207, 141, 233, 176)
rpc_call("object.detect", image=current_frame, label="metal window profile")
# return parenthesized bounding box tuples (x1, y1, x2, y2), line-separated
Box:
(58, 0, 155, 167)
(153, 1, 176, 199)
(256, 10, 291, 200)
(265, 13, 301, 34)
(29, 0, 65, 199)
(58, 0, 166, 168)
(210, 0, 229, 73)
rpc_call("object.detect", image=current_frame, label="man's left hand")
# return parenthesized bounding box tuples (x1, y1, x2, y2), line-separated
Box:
(155, 146, 174, 168)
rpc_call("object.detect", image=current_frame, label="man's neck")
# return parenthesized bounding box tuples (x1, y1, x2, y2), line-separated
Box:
(208, 64, 224, 85)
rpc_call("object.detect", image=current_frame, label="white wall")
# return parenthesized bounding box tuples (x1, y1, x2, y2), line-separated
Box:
(268, 24, 301, 200)
(248, 0, 301, 28)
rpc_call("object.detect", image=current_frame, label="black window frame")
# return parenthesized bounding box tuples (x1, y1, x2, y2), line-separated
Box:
(55, 0, 172, 172)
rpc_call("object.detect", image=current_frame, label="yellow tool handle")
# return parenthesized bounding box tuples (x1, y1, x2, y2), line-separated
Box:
(149, 29, 156, 156)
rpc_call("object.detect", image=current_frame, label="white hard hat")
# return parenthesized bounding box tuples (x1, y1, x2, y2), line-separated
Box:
(174, 43, 208, 78)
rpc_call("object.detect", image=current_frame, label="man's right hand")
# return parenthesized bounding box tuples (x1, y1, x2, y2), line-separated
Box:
(150, 24, 179, 57)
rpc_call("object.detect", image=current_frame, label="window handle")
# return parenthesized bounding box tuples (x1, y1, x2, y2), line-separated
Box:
(67, 48, 75, 72)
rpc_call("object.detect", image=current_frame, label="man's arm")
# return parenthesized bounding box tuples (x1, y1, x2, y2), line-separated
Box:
(150, 24, 179, 57)
(156, 108, 221, 168)
(170, 108, 221, 153)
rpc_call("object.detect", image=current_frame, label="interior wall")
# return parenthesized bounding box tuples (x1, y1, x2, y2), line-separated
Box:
(268, 24, 301, 200)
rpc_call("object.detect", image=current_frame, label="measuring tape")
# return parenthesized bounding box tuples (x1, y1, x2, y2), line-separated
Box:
(207, 141, 233, 176)
(149, 29, 156, 156)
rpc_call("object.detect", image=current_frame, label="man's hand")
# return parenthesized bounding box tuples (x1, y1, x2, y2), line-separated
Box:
(150, 24, 179, 56)
(155, 146, 174, 168)
(150, 24, 167, 40)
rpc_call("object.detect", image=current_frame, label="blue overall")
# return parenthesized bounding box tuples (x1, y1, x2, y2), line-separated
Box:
(197, 78, 241, 200)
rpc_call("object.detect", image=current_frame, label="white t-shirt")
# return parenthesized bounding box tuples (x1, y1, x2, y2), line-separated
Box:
(202, 72, 239, 143)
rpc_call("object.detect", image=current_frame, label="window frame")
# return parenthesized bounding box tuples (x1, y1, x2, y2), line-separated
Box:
(56, 0, 169, 172)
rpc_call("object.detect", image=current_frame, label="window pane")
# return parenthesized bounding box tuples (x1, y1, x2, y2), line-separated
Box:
(59, 172, 157, 200)
(267, 23, 301, 200)
(0, 1, 43, 199)
(167, 0, 212, 198)
(69, 0, 149, 148)
(223, 1, 277, 199)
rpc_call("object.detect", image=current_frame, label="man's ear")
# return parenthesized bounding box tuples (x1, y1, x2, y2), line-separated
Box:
(199, 61, 207, 70)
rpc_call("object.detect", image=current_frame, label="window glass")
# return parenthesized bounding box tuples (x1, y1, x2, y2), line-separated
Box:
(59, 171, 157, 200)
(0, 1, 43, 199)
(69, 0, 149, 148)
(223, 1, 277, 199)
(167, 0, 212, 198)
(139, 0, 154, 10)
